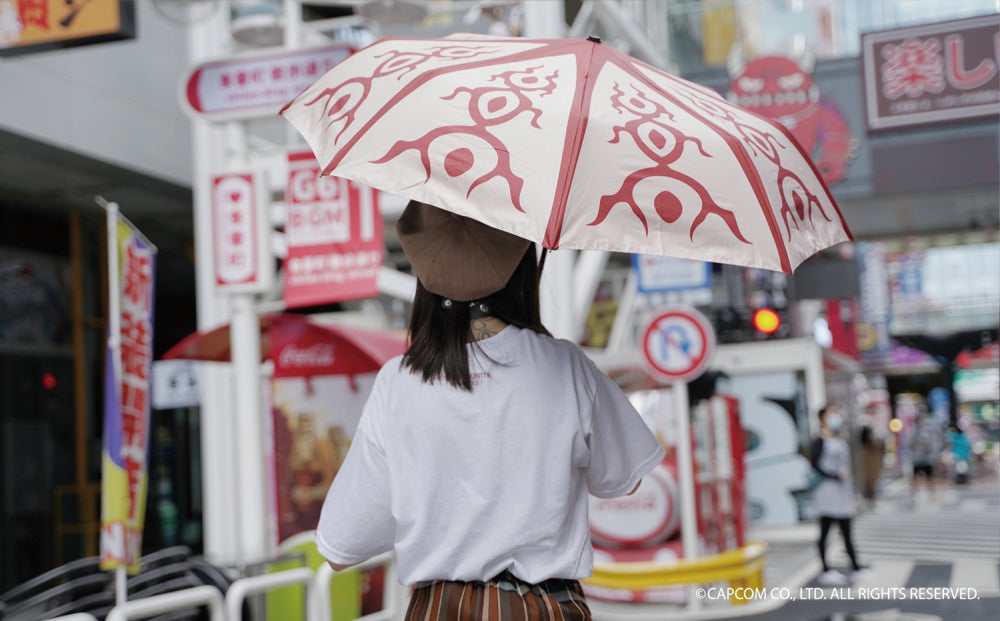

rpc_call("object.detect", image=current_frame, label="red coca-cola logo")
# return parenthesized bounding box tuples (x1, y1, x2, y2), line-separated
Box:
(277, 343, 336, 369)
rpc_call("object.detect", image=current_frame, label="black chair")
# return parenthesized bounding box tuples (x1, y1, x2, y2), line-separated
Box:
(138, 546, 193, 572)
(1, 572, 111, 621)
(126, 562, 194, 597)
(39, 588, 115, 620)
(185, 557, 236, 593)
(0, 556, 100, 609)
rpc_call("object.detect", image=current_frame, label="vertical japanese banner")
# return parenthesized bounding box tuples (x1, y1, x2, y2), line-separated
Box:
(100, 203, 157, 574)
(284, 151, 382, 308)
(212, 172, 273, 294)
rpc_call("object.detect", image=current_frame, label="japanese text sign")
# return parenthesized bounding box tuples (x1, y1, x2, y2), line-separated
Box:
(0, 0, 135, 57)
(283, 151, 383, 308)
(861, 14, 1000, 130)
(212, 172, 273, 293)
(183, 45, 353, 121)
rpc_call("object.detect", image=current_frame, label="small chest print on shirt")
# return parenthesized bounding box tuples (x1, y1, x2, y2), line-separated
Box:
(470, 371, 492, 387)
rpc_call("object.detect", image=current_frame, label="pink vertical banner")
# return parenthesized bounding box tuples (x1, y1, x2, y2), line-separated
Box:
(283, 151, 383, 308)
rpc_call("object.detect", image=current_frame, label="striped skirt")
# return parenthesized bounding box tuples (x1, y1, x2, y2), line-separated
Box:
(404, 571, 592, 621)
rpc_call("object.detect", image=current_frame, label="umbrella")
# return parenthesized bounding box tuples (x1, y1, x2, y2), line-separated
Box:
(281, 34, 851, 274)
(162, 313, 406, 377)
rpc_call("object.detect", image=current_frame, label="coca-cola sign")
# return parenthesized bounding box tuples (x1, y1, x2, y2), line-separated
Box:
(277, 343, 336, 371)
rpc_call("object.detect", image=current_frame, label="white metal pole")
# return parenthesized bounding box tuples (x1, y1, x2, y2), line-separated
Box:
(283, 0, 302, 49)
(231, 294, 269, 565)
(223, 116, 269, 567)
(672, 379, 701, 611)
(540, 248, 577, 340)
(571, 250, 609, 343)
(188, 6, 240, 565)
(521, 0, 566, 38)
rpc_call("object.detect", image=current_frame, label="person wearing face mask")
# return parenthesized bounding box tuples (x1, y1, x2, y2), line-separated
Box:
(809, 404, 872, 586)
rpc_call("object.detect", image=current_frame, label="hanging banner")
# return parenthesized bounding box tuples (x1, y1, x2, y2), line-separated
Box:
(100, 207, 157, 572)
(283, 151, 383, 308)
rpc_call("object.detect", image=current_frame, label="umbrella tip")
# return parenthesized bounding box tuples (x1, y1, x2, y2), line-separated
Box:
(587, 35, 601, 43)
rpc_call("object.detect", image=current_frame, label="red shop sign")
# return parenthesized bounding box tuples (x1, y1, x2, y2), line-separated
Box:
(283, 151, 383, 308)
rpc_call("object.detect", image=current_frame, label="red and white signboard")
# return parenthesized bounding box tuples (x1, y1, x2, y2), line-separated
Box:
(639, 307, 716, 383)
(589, 463, 679, 548)
(182, 45, 353, 121)
(212, 173, 272, 293)
(283, 151, 383, 308)
(861, 14, 1000, 130)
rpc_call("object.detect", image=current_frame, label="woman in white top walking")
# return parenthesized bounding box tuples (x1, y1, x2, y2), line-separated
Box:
(810, 404, 872, 586)
(315, 201, 665, 620)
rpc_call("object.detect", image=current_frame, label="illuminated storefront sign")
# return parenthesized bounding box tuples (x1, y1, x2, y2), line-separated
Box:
(862, 14, 1000, 130)
(0, 0, 135, 56)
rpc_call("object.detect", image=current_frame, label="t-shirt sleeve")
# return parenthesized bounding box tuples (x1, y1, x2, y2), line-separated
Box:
(314, 392, 394, 566)
(583, 357, 666, 498)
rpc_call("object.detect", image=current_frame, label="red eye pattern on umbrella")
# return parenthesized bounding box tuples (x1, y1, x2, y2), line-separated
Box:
(671, 85, 836, 242)
(592, 82, 749, 244)
(369, 66, 558, 211)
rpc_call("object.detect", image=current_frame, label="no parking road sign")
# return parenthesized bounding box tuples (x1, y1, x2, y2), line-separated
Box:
(640, 307, 716, 383)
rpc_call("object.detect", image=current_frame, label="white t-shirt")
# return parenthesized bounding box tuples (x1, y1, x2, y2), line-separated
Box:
(315, 325, 665, 585)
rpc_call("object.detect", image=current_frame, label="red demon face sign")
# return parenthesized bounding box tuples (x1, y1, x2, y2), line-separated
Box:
(727, 53, 856, 184)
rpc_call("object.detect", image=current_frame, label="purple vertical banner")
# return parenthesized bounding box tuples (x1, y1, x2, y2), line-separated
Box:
(100, 345, 127, 569)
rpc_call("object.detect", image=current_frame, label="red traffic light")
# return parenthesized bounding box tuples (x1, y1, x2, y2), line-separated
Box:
(42, 371, 58, 390)
(752, 309, 781, 334)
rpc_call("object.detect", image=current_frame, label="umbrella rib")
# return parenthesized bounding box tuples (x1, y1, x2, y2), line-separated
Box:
(542, 41, 603, 249)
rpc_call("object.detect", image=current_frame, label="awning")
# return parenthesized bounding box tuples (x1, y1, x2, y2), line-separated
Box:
(162, 313, 406, 377)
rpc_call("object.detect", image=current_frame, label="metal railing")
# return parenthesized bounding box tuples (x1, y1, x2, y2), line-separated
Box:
(44, 553, 404, 621)
(315, 552, 403, 621)
(225, 566, 316, 621)
(104, 585, 225, 621)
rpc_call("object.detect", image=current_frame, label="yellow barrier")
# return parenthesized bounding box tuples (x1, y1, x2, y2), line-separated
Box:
(584, 541, 767, 604)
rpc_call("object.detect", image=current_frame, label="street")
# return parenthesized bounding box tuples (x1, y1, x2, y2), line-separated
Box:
(738, 468, 1000, 621)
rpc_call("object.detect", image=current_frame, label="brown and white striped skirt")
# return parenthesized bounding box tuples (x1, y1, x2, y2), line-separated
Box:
(404, 570, 592, 621)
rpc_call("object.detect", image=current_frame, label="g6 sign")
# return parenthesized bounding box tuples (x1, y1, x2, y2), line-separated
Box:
(283, 151, 383, 308)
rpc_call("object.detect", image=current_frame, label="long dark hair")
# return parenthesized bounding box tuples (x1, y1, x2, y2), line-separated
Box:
(402, 245, 550, 390)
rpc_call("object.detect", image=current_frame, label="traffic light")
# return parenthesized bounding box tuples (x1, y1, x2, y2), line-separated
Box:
(752, 308, 781, 335)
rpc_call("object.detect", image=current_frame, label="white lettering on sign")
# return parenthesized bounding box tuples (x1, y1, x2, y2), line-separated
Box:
(213, 174, 256, 285)
(186, 46, 353, 119)
(286, 168, 350, 246)
(278, 343, 336, 369)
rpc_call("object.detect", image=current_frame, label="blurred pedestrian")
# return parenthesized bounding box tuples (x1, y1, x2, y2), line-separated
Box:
(909, 412, 943, 501)
(315, 202, 665, 620)
(810, 404, 871, 586)
(858, 413, 884, 509)
(947, 424, 972, 484)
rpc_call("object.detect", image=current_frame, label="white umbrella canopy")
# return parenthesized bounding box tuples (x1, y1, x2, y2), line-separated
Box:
(281, 33, 852, 274)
